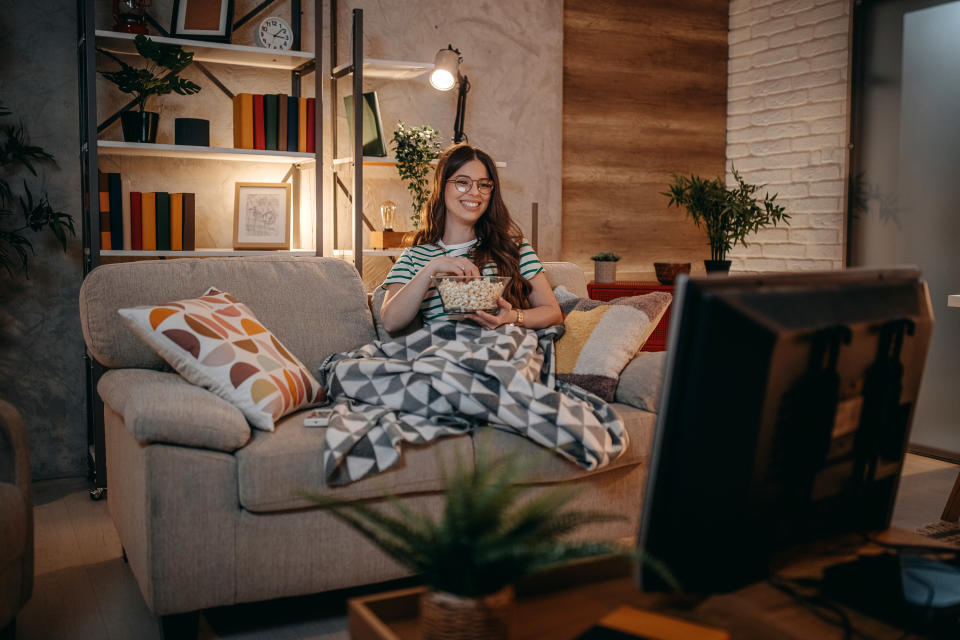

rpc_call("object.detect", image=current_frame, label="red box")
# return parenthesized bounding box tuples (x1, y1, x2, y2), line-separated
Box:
(586, 281, 674, 352)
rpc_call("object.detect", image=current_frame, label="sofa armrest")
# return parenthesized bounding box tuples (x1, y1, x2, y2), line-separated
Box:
(98, 369, 251, 452)
(614, 351, 667, 414)
(0, 400, 31, 494)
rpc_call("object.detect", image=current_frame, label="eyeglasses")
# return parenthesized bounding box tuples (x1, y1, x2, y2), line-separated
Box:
(448, 177, 495, 195)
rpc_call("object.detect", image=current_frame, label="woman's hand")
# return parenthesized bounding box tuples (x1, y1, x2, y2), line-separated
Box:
(428, 256, 481, 278)
(469, 297, 517, 330)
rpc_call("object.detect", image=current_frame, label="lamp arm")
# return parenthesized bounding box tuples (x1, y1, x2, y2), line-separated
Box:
(453, 74, 470, 144)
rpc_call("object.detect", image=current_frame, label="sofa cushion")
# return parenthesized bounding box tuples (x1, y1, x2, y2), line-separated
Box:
(236, 412, 474, 512)
(119, 288, 325, 431)
(616, 351, 667, 414)
(471, 403, 656, 485)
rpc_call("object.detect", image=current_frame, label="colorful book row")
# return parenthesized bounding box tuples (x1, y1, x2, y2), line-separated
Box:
(98, 172, 196, 251)
(232, 93, 316, 153)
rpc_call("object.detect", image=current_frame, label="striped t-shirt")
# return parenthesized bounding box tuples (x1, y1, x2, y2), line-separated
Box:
(382, 238, 544, 323)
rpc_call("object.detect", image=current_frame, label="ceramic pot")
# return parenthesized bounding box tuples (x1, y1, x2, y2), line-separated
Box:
(704, 259, 732, 275)
(594, 261, 617, 283)
(120, 110, 159, 143)
(421, 586, 514, 640)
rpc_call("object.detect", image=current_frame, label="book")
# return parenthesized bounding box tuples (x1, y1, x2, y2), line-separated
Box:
(287, 95, 299, 152)
(264, 94, 278, 151)
(182, 193, 196, 251)
(253, 94, 265, 150)
(575, 606, 730, 640)
(141, 192, 156, 250)
(98, 171, 110, 251)
(306, 97, 316, 153)
(155, 192, 171, 251)
(107, 173, 122, 250)
(233, 93, 254, 149)
(298, 97, 307, 152)
(170, 192, 183, 251)
(277, 94, 288, 152)
(121, 180, 131, 250)
(130, 192, 142, 250)
(343, 92, 387, 157)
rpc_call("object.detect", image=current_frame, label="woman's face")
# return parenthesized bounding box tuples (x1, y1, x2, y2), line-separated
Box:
(443, 158, 492, 229)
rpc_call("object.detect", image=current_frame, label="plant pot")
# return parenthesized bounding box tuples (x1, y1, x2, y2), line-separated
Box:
(594, 261, 617, 283)
(120, 110, 159, 143)
(704, 259, 732, 275)
(421, 586, 514, 640)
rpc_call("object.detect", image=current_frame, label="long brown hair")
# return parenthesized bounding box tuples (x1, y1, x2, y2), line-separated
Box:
(413, 144, 532, 308)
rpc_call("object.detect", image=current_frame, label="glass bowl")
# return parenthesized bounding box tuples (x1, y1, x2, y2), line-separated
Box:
(432, 275, 509, 319)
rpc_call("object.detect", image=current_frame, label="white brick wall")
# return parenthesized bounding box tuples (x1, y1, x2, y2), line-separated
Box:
(727, 0, 851, 272)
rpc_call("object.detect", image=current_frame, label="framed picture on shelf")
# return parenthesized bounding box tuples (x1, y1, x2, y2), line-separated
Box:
(233, 182, 291, 250)
(170, 0, 235, 43)
(344, 92, 387, 157)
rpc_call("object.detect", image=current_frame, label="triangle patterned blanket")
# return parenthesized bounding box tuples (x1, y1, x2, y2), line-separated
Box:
(316, 321, 629, 485)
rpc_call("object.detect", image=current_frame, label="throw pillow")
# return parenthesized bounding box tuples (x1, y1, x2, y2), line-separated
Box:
(118, 287, 325, 431)
(615, 350, 668, 413)
(556, 293, 671, 401)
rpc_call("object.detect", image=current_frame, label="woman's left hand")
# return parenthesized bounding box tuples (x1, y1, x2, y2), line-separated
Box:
(469, 297, 516, 330)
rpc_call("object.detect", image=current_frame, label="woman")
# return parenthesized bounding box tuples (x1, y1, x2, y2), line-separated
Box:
(380, 143, 562, 334)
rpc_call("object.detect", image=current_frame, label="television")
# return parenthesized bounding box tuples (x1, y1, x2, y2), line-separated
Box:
(637, 268, 934, 594)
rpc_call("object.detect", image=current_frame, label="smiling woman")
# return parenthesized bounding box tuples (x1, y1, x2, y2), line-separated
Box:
(379, 143, 562, 334)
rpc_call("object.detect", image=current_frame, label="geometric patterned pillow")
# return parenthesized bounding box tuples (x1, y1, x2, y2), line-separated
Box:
(555, 292, 672, 402)
(117, 287, 325, 431)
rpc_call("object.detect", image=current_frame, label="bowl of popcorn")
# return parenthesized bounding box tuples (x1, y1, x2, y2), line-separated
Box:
(432, 275, 509, 319)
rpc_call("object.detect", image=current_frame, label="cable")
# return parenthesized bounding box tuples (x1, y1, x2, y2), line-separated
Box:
(767, 577, 872, 640)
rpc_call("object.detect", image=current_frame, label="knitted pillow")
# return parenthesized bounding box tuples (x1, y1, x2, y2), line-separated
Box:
(556, 292, 672, 401)
(118, 287, 325, 431)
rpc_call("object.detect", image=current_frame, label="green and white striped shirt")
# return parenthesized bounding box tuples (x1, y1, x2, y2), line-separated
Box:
(382, 238, 544, 323)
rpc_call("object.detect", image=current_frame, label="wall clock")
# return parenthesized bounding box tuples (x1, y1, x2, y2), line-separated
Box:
(256, 16, 293, 50)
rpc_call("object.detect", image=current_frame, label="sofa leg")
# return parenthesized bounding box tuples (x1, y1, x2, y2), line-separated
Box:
(0, 618, 15, 640)
(160, 611, 198, 640)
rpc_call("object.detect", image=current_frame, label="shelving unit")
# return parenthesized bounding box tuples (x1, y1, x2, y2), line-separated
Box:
(76, 0, 323, 498)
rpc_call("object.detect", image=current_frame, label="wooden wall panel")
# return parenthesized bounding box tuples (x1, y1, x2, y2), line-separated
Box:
(562, 0, 729, 278)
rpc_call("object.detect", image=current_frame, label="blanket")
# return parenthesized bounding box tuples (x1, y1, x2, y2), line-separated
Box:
(316, 321, 629, 485)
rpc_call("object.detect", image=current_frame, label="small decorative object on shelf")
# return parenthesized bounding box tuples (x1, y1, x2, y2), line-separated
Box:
(344, 92, 387, 157)
(97, 35, 201, 143)
(233, 182, 291, 250)
(663, 167, 789, 275)
(379, 200, 397, 231)
(170, 0, 235, 43)
(174, 118, 210, 146)
(653, 261, 690, 285)
(391, 121, 442, 228)
(256, 16, 293, 50)
(112, 0, 150, 34)
(591, 251, 620, 283)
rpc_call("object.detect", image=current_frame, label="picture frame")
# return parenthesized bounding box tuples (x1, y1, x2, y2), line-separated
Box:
(233, 182, 291, 250)
(170, 0, 235, 43)
(344, 92, 388, 157)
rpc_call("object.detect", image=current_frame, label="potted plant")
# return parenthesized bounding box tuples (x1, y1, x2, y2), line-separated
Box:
(0, 100, 75, 279)
(97, 35, 201, 143)
(391, 121, 442, 228)
(591, 251, 620, 283)
(302, 448, 625, 640)
(663, 168, 789, 274)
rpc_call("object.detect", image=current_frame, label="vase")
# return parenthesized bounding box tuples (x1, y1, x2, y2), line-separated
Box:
(421, 586, 514, 640)
(120, 110, 159, 143)
(704, 259, 732, 275)
(594, 261, 617, 283)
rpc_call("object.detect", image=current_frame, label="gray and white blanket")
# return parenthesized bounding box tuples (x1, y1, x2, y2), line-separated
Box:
(316, 321, 628, 485)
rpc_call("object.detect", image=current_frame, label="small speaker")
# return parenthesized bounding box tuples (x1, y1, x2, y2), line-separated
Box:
(174, 118, 210, 146)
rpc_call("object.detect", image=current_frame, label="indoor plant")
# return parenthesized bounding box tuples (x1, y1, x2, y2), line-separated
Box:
(391, 121, 442, 228)
(97, 34, 201, 143)
(591, 251, 620, 283)
(0, 100, 74, 279)
(302, 447, 625, 639)
(663, 168, 789, 274)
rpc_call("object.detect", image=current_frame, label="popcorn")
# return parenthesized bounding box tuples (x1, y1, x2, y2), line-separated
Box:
(435, 276, 507, 313)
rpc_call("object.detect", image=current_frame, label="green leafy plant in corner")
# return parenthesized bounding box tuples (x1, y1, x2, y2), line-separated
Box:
(663, 168, 789, 262)
(97, 34, 201, 114)
(391, 121, 442, 229)
(591, 252, 620, 262)
(0, 100, 75, 279)
(301, 446, 631, 598)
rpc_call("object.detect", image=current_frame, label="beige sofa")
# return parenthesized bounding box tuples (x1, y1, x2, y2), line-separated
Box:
(0, 399, 33, 640)
(78, 256, 659, 638)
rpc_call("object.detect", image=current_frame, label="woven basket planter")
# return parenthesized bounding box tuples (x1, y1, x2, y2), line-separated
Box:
(421, 586, 514, 640)
(593, 261, 617, 283)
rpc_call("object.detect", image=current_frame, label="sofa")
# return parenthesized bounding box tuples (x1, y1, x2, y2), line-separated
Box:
(78, 255, 662, 638)
(0, 399, 33, 640)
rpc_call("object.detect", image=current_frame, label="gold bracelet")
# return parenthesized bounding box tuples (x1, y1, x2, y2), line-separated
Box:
(515, 309, 524, 327)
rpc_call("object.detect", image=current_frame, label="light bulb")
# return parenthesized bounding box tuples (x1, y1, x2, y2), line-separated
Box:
(430, 69, 455, 91)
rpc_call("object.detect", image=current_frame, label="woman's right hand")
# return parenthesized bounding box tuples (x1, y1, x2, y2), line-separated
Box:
(427, 256, 481, 278)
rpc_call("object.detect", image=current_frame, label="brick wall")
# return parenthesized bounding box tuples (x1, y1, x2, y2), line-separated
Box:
(726, 0, 851, 271)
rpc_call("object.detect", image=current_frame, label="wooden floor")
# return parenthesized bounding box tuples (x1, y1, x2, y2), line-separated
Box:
(13, 453, 959, 639)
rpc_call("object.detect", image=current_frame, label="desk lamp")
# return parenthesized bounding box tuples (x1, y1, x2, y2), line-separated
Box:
(430, 45, 470, 144)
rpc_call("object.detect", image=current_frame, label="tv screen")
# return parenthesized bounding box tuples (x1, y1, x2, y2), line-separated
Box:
(637, 268, 934, 593)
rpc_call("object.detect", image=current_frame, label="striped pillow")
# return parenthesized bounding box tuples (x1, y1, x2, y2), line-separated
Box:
(556, 293, 672, 401)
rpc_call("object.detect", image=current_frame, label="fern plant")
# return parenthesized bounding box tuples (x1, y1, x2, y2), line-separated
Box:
(302, 446, 625, 598)
(391, 122, 441, 229)
(0, 100, 75, 278)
